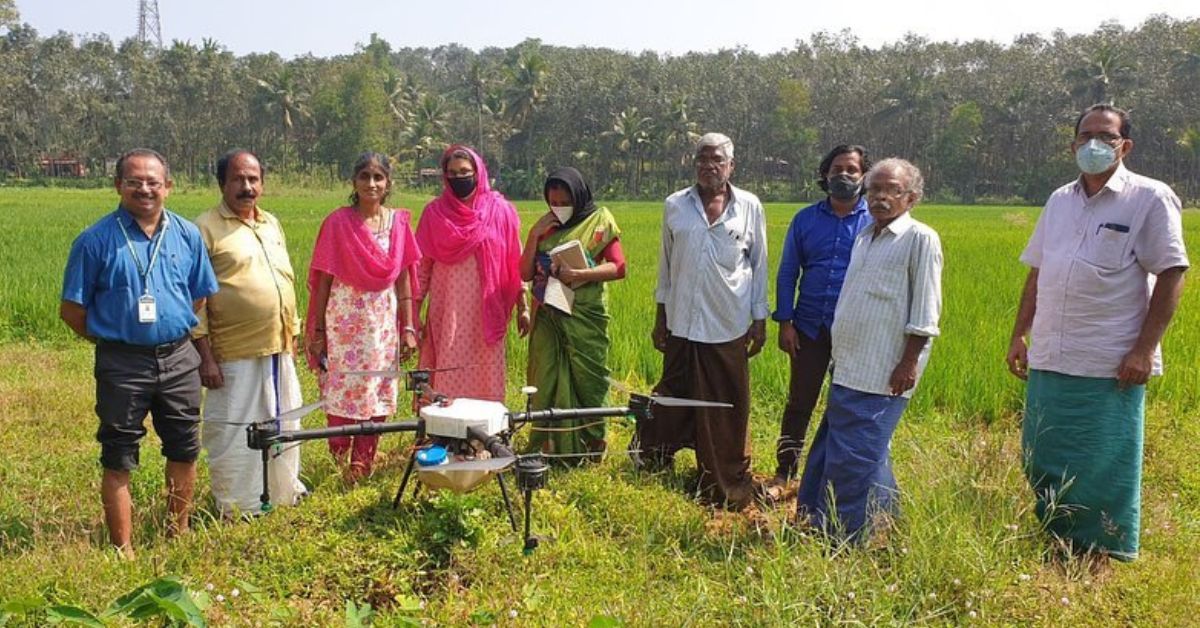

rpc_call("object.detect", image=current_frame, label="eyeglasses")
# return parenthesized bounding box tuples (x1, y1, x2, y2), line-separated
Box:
(1075, 132, 1123, 146)
(121, 178, 164, 191)
(866, 186, 908, 199)
(694, 156, 730, 167)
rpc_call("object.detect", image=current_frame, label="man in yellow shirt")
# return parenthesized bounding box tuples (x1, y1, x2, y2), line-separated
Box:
(193, 150, 306, 516)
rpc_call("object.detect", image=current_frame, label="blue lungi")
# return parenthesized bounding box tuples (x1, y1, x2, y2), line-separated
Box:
(796, 384, 909, 539)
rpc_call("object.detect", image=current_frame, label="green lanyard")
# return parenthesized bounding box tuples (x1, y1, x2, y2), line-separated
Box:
(116, 212, 169, 295)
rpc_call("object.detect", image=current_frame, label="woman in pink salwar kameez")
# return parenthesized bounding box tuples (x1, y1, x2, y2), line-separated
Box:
(305, 152, 421, 482)
(414, 145, 528, 402)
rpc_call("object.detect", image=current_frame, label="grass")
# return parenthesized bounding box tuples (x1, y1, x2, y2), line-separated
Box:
(0, 186, 1197, 625)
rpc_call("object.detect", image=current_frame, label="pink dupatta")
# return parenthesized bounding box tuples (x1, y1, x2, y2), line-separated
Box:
(305, 206, 421, 367)
(415, 145, 522, 345)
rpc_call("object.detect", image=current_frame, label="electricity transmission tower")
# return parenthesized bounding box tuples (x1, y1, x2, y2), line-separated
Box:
(136, 0, 163, 48)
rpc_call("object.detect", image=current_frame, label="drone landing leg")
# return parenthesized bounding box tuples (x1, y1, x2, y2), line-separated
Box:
(259, 448, 272, 513)
(522, 488, 538, 554)
(392, 453, 418, 508)
(495, 472, 519, 532)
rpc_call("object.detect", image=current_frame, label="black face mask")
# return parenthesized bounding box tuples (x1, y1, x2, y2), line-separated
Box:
(448, 175, 477, 199)
(827, 174, 862, 201)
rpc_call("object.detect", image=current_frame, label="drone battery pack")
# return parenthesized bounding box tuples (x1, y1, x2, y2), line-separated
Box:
(420, 398, 510, 439)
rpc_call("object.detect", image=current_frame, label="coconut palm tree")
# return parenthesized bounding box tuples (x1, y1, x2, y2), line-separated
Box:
(1065, 42, 1137, 106)
(405, 93, 450, 170)
(254, 67, 311, 168)
(606, 107, 654, 197)
(660, 96, 701, 190)
(503, 47, 548, 169)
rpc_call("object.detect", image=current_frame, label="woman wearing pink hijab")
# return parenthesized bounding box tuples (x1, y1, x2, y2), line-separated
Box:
(305, 152, 421, 483)
(414, 145, 528, 401)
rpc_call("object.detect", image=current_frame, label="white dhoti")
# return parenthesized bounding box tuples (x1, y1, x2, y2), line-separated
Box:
(202, 353, 306, 516)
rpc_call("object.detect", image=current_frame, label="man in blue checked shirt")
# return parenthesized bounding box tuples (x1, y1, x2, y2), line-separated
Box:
(765, 145, 873, 503)
(60, 148, 218, 558)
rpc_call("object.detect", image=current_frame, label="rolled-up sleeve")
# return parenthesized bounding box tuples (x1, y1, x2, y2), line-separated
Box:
(749, 200, 770, 320)
(905, 229, 943, 337)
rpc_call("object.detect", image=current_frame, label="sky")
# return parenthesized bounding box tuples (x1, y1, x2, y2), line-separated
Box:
(13, 0, 1200, 57)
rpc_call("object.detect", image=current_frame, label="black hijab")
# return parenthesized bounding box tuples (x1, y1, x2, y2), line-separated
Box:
(543, 166, 598, 230)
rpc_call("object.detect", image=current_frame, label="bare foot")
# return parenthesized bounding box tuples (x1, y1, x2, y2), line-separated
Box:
(114, 544, 136, 561)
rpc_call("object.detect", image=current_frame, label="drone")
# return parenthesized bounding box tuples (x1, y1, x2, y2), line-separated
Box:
(244, 368, 731, 553)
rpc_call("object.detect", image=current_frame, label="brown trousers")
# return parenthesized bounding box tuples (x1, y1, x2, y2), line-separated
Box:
(636, 334, 753, 508)
(776, 326, 832, 479)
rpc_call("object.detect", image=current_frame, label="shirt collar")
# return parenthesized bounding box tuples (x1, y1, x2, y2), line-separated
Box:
(820, 196, 869, 216)
(115, 205, 170, 232)
(1072, 162, 1130, 198)
(218, 201, 265, 223)
(873, 211, 915, 236)
(687, 183, 740, 220)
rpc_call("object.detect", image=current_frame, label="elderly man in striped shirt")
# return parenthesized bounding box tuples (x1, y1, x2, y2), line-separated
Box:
(795, 158, 943, 540)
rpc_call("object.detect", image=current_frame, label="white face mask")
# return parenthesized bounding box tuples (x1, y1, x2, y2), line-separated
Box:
(1075, 138, 1119, 175)
(550, 205, 573, 224)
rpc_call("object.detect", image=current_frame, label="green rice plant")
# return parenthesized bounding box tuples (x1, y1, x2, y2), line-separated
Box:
(0, 187, 1197, 625)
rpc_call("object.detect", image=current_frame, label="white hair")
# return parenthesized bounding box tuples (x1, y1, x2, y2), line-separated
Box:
(695, 132, 734, 160)
(866, 157, 925, 202)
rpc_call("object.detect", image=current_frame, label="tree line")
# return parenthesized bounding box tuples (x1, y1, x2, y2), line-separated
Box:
(2, 2, 1199, 204)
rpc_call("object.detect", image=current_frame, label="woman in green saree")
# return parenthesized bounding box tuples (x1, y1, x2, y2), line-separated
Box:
(521, 167, 626, 458)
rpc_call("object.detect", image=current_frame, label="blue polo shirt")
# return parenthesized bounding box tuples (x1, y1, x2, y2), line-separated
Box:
(62, 207, 218, 346)
(772, 197, 872, 339)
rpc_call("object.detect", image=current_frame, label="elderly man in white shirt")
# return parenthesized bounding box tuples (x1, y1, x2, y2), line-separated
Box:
(636, 132, 769, 510)
(1007, 104, 1188, 563)
(795, 157, 943, 540)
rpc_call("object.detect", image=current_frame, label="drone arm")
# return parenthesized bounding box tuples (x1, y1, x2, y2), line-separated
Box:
(276, 420, 421, 443)
(467, 425, 515, 459)
(510, 406, 636, 426)
(249, 419, 422, 451)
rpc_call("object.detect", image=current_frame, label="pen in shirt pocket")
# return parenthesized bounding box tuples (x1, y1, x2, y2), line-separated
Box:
(1096, 222, 1130, 235)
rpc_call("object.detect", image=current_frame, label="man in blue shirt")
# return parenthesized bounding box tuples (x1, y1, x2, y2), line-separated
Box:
(60, 148, 218, 557)
(766, 145, 873, 501)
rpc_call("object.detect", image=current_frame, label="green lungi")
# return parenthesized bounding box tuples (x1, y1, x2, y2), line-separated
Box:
(525, 295, 612, 457)
(1022, 369, 1145, 560)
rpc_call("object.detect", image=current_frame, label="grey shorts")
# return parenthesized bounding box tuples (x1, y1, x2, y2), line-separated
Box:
(94, 337, 202, 471)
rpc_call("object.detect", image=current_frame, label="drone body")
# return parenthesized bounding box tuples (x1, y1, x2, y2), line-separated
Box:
(243, 370, 731, 552)
(419, 398, 509, 440)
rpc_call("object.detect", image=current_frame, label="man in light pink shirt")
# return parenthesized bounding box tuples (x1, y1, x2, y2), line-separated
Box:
(1007, 104, 1189, 562)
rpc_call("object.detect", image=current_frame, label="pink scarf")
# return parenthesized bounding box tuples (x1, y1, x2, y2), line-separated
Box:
(306, 206, 421, 351)
(415, 145, 522, 345)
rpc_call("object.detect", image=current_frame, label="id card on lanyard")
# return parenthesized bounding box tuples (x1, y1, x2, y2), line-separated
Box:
(117, 213, 169, 325)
